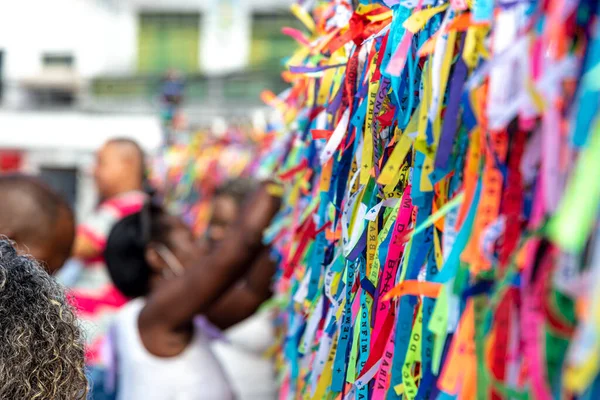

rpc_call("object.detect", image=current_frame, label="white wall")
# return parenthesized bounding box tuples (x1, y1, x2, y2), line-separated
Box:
(0, 111, 162, 152)
(0, 110, 162, 221)
(0, 0, 136, 81)
(0, 0, 294, 83)
(130, 0, 292, 12)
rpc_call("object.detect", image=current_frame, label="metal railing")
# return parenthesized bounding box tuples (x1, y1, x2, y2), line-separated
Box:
(90, 69, 288, 103)
(0, 69, 289, 122)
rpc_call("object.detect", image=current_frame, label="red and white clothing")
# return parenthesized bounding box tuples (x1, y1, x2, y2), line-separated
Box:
(69, 191, 147, 365)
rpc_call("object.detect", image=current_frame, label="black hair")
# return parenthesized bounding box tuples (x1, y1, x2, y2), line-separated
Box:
(104, 203, 173, 298)
(214, 177, 259, 207)
(0, 174, 74, 243)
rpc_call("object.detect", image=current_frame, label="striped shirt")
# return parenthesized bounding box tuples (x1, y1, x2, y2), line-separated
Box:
(69, 191, 147, 365)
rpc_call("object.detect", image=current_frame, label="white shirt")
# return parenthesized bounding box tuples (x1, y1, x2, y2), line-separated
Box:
(210, 310, 277, 400)
(113, 299, 234, 400)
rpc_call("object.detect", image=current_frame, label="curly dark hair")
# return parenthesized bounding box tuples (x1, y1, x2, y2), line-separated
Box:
(0, 238, 87, 399)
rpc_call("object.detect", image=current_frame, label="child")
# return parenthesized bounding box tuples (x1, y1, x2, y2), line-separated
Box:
(104, 184, 280, 399)
(206, 179, 278, 400)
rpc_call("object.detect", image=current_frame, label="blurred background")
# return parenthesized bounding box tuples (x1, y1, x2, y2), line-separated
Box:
(0, 0, 297, 221)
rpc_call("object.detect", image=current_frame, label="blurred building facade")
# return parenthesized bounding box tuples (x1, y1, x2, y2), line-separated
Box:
(0, 0, 295, 218)
(0, 0, 296, 116)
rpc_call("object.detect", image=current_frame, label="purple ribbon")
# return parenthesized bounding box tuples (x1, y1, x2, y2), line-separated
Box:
(347, 230, 368, 261)
(194, 315, 227, 341)
(435, 40, 468, 171)
(327, 85, 344, 115)
(289, 63, 347, 74)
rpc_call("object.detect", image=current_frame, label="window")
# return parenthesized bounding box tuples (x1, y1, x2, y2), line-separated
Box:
(42, 53, 74, 68)
(250, 13, 303, 74)
(39, 167, 78, 210)
(138, 13, 201, 74)
(24, 53, 78, 106)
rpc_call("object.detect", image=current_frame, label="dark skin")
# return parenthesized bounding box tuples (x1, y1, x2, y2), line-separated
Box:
(139, 184, 280, 357)
(39, 207, 76, 275)
(2, 205, 75, 275)
(204, 248, 275, 330)
(204, 195, 277, 330)
(73, 141, 143, 260)
(204, 195, 238, 247)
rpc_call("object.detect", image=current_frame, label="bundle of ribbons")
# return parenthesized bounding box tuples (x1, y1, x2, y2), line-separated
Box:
(260, 0, 600, 398)
(151, 127, 267, 235)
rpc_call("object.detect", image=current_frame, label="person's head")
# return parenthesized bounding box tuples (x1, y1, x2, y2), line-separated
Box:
(165, 69, 181, 81)
(94, 138, 145, 201)
(105, 203, 201, 298)
(0, 238, 87, 399)
(207, 178, 258, 247)
(0, 175, 75, 274)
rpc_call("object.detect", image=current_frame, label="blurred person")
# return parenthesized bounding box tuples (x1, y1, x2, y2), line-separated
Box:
(206, 178, 278, 400)
(104, 183, 280, 400)
(160, 69, 186, 144)
(69, 138, 148, 366)
(0, 174, 75, 274)
(84, 137, 146, 207)
(161, 69, 185, 108)
(0, 238, 88, 399)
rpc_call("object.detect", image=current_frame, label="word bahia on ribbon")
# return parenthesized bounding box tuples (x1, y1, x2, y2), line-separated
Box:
(258, 0, 600, 398)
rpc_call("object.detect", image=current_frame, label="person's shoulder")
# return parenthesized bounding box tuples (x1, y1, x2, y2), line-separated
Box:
(115, 298, 145, 325)
(108, 190, 147, 204)
(104, 191, 148, 216)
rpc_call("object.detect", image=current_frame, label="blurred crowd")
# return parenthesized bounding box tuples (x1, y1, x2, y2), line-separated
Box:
(0, 136, 281, 399)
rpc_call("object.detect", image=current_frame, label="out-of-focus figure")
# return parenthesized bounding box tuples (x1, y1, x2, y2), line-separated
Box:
(0, 174, 75, 274)
(103, 183, 279, 400)
(106, 204, 233, 400)
(161, 69, 185, 109)
(206, 178, 278, 400)
(0, 238, 88, 399)
(160, 69, 186, 143)
(70, 138, 148, 365)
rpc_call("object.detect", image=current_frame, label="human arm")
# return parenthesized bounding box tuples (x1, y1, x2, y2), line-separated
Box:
(139, 183, 281, 334)
(74, 194, 147, 261)
(205, 247, 276, 330)
(72, 233, 102, 260)
(72, 203, 114, 260)
(72, 212, 110, 260)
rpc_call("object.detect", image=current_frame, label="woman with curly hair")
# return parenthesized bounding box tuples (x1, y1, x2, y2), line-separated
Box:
(0, 238, 88, 399)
